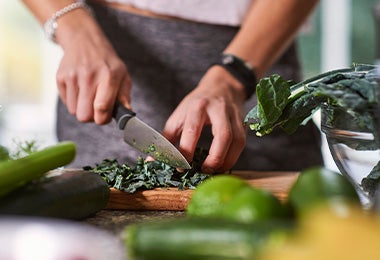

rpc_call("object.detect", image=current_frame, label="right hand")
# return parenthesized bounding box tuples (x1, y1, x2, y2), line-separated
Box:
(55, 8, 132, 124)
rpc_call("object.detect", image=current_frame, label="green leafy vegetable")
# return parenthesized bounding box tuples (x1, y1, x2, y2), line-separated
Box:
(245, 64, 378, 136)
(84, 148, 210, 193)
(245, 63, 380, 197)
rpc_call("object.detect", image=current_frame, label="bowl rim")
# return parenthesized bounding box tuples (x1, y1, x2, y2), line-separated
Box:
(321, 125, 375, 140)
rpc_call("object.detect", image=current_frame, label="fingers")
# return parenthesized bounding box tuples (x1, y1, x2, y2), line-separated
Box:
(216, 109, 247, 172)
(201, 103, 232, 173)
(93, 65, 127, 124)
(202, 113, 246, 173)
(164, 95, 246, 174)
(163, 98, 211, 164)
(178, 100, 207, 162)
(56, 56, 131, 124)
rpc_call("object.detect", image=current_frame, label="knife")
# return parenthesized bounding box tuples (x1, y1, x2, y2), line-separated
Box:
(113, 103, 191, 169)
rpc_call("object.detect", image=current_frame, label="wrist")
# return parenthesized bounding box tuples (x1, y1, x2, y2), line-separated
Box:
(54, 9, 102, 48)
(207, 65, 247, 101)
(212, 53, 257, 100)
(43, 2, 93, 43)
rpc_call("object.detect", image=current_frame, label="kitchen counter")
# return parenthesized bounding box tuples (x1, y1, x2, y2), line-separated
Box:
(83, 171, 299, 237)
(84, 209, 186, 236)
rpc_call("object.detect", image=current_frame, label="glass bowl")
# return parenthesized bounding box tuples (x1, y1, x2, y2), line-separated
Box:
(321, 104, 380, 208)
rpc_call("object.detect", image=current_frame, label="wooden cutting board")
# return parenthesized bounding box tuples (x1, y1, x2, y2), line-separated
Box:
(106, 171, 299, 211)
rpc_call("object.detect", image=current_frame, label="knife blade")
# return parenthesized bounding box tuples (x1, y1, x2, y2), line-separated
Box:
(113, 104, 191, 169)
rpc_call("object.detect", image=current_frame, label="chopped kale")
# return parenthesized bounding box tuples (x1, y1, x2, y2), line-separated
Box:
(83, 148, 210, 193)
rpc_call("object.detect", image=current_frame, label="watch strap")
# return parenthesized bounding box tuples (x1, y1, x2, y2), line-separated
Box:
(213, 53, 257, 99)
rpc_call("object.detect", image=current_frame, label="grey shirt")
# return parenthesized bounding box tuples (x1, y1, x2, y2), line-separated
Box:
(57, 3, 323, 170)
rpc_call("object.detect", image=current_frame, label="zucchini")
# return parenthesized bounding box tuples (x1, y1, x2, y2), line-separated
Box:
(0, 141, 76, 197)
(125, 217, 293, 260)
(0, 171, 110, 220)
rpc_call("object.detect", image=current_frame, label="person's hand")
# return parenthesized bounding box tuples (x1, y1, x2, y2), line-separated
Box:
(163, 65, 248, 173)
(55, 10, 131, 124)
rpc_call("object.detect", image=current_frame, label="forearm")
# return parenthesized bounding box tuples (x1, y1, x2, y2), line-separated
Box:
(224, 0, 319, 78)
(22, 0, 75, 23)
(21, 0, 103, 48)
(21, 0, 131, 124)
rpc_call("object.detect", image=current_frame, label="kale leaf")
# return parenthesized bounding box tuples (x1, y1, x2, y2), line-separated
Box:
(245, 63, 380, 197)
(245, 63, 378, 136)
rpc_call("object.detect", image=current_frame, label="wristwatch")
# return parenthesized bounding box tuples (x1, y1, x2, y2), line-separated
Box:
(216, 53, 257, 99)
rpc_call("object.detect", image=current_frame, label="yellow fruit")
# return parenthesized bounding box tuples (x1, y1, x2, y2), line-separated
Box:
(220, 186, 289, 223)
(261, 204, 380, 260)
(186, 175, 250, 217)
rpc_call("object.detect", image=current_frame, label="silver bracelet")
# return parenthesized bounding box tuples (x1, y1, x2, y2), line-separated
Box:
(43, 2, 92, 42)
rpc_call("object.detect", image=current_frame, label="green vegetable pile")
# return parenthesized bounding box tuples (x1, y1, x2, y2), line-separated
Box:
(84, 148, 210, 193)
(245, 63, 380, 196)
(245, 63, 379, 136)
(124, 166, 362, 260)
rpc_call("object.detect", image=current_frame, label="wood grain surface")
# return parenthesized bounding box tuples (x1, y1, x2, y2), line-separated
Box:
(106, 171, 299, 211)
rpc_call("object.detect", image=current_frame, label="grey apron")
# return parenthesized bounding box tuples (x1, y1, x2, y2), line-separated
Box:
(57, 2, 323, 170)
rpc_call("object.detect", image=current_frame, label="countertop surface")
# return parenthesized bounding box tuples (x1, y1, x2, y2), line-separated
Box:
(82, 171, 299, 237)
(84, 210, 186, 236)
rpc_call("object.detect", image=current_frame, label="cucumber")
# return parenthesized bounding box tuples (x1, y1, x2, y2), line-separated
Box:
(125, 217, 293, 260)
(0, 171, 110, 220)
(0, 141, 76, 197)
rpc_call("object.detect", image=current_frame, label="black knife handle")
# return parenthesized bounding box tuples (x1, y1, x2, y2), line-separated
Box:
(112, 103, 136, 130)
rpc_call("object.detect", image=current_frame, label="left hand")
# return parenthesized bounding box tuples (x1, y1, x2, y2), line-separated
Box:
(162, 65, 248, 173)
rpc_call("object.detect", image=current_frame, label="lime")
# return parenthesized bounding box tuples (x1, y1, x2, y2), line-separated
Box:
(288, 166, 360, 215)
(186, 175, 250, 217)
(220, 186, 289, 223)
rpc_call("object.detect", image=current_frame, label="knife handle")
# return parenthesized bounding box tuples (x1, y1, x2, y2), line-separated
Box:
(112, 103, 136, 130)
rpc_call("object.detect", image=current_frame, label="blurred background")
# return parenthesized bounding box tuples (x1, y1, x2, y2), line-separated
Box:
(0, 0, 379, 170)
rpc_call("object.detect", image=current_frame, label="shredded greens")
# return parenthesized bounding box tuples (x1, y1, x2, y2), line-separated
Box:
(83, 148, 210, 193)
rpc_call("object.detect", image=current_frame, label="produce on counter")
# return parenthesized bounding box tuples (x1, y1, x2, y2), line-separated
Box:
(125, 217, 293, 260)
(245, 64, 380, 200)
(84, 147, 210, 193)
(186, 175, 251, 217)
(123, 167, 366, 260)
(245, 63, 378, 136)
(287, 166, 360, 216)
(0, 171, 109, 220)
(186, 175, 290, 222)
(260, 204, 380, 260)
(0, 141, 76, 198)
